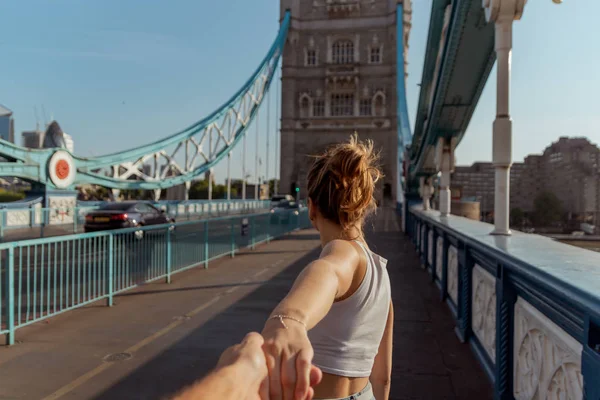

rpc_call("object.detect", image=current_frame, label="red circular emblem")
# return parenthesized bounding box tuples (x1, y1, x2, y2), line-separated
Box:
(55, 159, 70, 180)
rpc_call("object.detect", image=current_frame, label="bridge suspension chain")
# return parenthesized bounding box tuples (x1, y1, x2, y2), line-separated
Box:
(0, 12, 290, 194)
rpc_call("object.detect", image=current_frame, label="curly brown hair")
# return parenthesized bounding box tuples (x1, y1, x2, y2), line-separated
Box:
(307, 134, 382, 238)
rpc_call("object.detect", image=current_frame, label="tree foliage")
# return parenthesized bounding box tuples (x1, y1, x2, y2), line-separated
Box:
(532, 192, 564, 226)
(0, 189, 25, 202)
(268, 179, 280, 196)
(189, 179, 237, 200)
(510, 207, 525, 228)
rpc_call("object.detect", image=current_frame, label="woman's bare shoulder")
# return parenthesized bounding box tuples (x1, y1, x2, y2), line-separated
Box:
(320, 239, 361, 264)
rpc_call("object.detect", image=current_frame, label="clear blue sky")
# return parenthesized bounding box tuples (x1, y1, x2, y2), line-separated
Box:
(0, 0, 597, 185)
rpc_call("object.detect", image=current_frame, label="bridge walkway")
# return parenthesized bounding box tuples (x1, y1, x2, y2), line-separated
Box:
(0, 208, 491, 400)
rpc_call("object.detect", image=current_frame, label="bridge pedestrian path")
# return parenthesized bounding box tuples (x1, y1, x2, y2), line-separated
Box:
(0, 208, 491, 400)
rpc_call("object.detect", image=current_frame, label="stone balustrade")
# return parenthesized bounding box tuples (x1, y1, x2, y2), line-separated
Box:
(407, 206, 600, 399)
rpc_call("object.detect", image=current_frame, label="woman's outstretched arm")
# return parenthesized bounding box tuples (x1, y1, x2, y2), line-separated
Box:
(261, 239, 360, 400)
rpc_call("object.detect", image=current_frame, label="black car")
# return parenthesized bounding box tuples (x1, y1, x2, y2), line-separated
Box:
(270, 194, 294, 208)
(84, 202, 174, 234)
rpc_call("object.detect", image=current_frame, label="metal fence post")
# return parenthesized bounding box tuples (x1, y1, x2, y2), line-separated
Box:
(251, 216, 255, 250)
(40, 209, 46, 238)
(107, 235, 114, 307)
(7, 247, 15, 345)
(73, 207, 78, 234)
(204, 220, 209, 269)
(230, 218, 235, 258)
(166, 228, 172, 283)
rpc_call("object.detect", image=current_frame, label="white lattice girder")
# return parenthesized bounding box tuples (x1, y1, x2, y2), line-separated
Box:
(105, 72, 269, 186)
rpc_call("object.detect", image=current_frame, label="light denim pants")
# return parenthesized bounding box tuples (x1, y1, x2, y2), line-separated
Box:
(316, 382, 375, 400)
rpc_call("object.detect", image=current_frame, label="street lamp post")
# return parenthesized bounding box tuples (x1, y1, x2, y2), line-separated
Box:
(255, 108, 260, 201)
(242, 132, 247, 200)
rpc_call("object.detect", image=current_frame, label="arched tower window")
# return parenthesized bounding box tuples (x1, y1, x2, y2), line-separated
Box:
(299, 94, 312, 118)
(373, 91, 386, 117)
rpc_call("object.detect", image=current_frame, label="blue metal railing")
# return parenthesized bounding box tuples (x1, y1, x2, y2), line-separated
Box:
(1, 209, 310, 345)
(0, 200, 270, 240)
(406, 206, 600, 399)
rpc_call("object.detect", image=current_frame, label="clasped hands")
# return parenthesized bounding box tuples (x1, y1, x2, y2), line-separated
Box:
(174, 318, 319, 400)
(217, 319, 321, 400)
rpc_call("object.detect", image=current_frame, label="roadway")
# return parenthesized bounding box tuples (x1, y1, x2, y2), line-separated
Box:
(0, 207, 268, 243)
(0, 208, 491, 400)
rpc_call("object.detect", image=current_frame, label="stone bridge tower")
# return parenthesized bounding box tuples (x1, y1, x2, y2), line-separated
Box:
(279, 0, 412, 204)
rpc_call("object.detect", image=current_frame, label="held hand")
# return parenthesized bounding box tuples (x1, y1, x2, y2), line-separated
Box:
(261, 317, 321, 400)
(217, 332, 268, 399)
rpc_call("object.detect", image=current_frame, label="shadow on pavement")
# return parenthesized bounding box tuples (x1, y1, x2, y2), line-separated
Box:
(92, 209, 491, 400)
(115, 281, 270, 298)
(92, 246, 321, 400)
(241, 249, 311, 256)
(277, 233, 321, 241)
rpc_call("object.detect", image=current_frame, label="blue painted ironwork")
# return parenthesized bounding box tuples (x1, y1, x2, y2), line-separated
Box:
(0, 12, 291, 191)
(1, 208, 310, 344)
(396, 3, 413, 207)
(410, 0, 448, 165)
(408, 0, 495, 177)
(407, 206, 600, 399)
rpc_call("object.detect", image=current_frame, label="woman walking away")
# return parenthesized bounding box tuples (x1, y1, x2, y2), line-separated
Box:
(262, 135, 393, 400)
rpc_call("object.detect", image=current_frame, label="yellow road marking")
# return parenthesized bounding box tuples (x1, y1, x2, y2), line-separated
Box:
(40, 251, 302, 399)
(41, 363, 113, 400)
(253, 269, 269, 278)
(41, 295, 223, 400)
(126, 296, 222, 354)
(224, 286, 240, 294)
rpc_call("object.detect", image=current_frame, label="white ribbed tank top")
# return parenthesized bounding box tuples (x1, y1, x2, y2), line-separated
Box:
(308, 240, 391, 377)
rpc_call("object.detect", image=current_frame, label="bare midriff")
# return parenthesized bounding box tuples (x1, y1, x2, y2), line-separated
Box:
(313, 373, 370, 399)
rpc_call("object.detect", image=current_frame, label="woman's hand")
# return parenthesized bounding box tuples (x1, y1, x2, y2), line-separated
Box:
(261, 317, 319, 400)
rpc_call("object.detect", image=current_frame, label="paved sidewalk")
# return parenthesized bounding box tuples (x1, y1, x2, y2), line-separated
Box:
(0, 209, 491, 400)
(367, 207, 492, 400)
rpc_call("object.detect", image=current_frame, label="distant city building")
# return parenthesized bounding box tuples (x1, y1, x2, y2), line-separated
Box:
(452, 162, 525, 214)
(62, 132, 74, 153)
(513, 154, 544, 212)
(453, 137, 600, 224)
(537, 137, 600, 218)
(22, 125, 73, 152)
(22, 129, 45, 149)
(0, 104, 15, 143)
(42, 121, 74, 152)
(230, 181, 269, 200)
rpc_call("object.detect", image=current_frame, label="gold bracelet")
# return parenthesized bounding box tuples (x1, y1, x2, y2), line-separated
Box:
(269, 314, 307, 330)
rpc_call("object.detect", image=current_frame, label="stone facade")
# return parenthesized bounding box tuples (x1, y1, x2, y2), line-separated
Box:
(279, 0, 411, 202)
(453, 138, 600, 221)
(538, 137, 600, 215)
(452, 162, 525, 214)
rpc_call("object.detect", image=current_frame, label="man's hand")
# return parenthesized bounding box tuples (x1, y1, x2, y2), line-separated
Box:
(173, 332, 322, 400)
(173, 332, 267, 400)
(216, 332, 268, 398)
